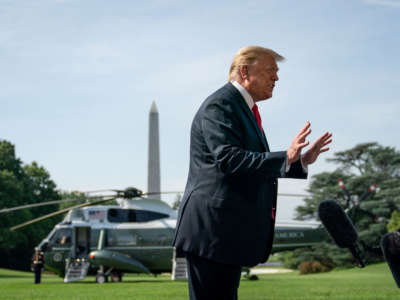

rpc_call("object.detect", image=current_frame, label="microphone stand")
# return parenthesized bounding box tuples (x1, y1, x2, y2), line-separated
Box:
(349, 243, 365, 268)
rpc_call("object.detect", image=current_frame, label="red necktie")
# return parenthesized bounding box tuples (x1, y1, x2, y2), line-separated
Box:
(252, 104, 275, 220)
(252, 104, 263, 132)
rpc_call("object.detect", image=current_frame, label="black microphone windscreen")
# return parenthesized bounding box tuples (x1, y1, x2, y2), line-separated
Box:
(381, 232, 400, 288)
(318, 200, 358, 248)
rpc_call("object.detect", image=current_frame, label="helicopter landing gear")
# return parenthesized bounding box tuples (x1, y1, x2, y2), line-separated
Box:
(243, 268, 259, 281)
(110, 271, 123, 282)
(96, 267, 122, 283)
(96, 272, 108, 284)
(96, 266, 109, 284)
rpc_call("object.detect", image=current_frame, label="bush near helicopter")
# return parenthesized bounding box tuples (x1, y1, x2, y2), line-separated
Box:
(3, 187, 326, 283)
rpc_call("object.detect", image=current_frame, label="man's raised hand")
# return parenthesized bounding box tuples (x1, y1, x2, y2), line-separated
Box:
(301, 131, 332, 166)
(287, 122, 311, 165)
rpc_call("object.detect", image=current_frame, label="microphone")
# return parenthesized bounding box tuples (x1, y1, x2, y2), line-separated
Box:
(318, 200, 365, 267)
(381, 232, 400, 288)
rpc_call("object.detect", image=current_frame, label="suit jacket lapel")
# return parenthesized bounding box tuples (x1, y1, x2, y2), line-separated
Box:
(226, 83, 269, 151)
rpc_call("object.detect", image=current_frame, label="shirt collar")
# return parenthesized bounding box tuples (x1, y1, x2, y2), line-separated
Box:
(231, 80, 255, 110)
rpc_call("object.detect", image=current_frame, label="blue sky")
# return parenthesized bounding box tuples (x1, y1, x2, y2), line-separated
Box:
(1, 0, 399, 219)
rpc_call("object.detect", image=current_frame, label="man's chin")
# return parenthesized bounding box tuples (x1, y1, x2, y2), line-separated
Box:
(259, 94, 272, 102)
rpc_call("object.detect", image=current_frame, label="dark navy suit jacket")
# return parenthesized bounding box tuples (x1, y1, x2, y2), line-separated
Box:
(173, 82, 307, 267)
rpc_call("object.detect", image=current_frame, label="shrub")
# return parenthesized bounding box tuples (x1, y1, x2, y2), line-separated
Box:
(299, 261, 333, 275)
(387, 211, 400, 233)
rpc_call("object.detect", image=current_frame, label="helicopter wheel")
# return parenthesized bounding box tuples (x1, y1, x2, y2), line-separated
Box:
(110, 272, 122, 282)
(248, 275, 259, 281)
(96, 273, 108, 284)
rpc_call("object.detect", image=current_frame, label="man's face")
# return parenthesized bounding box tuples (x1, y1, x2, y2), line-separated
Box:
(246, 55, 279, 102)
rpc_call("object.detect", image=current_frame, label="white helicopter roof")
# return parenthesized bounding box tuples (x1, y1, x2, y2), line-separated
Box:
(119, 198, 177, 217)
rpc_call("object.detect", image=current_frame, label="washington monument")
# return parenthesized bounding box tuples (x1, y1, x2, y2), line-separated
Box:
(147, 101, 161, 199)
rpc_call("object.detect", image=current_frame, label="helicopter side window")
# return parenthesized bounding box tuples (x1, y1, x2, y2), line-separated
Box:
(135, 210, 169, 222)
(108, 209, 130, 223)
(50, 228, 72, 247)
(106, 229, 137, 246)
(107, 208, 168, 223)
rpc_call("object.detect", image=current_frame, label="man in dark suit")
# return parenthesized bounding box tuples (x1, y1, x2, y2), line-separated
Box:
(173, 46, 332, 300)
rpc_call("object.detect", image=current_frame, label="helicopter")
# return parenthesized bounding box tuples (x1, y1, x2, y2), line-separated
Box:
(3, 187, 325, 283)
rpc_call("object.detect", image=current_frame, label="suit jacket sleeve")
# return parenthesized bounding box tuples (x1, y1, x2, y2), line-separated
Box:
(201, 98, 304, 179)
(286, 158, 307, 179)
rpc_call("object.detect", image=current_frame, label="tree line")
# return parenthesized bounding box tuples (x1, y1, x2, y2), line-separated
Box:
(0, 140, 93, 270)
(0, 140, 64, 270)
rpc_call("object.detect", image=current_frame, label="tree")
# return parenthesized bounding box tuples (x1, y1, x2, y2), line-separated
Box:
(172, 193, 182, 210)
(293, 142, 400, 268)
(0, 140, 62, 270)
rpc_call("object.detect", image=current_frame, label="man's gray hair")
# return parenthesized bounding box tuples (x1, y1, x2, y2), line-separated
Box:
(228, 46, 285, 81)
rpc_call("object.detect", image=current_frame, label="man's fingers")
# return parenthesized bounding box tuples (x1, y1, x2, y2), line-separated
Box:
(298, 129, 312, 141)
(323, 139, 332, 147)
(299, 141, 310, 148)
(319, 147, 330, 153)
(300, 121, 311, 132)
(316, 138, 332, 149)
(321, 132, 332, 141)
(308, 134, 332, 152)
(314, 132, 332, 146)
(296, 122, 311, 137)
(316, 132, 331, 142)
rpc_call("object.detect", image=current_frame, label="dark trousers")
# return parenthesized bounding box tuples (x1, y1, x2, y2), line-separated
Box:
(185, 252, 242, 300)
(34, 269, 41, 284)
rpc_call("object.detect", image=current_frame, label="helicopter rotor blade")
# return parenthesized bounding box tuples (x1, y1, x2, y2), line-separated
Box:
(10, 196, 117, 231)
(142, 191, 184, 196)
(0, 194, 115, 214)
(0, 199, 77, 214)
(82, 189, 119, 194)
(136, 196, 171, 202)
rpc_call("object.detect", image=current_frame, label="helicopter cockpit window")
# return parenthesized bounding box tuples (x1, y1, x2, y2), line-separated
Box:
(107, 209, 168, 223)
(50, 228, 72, 247)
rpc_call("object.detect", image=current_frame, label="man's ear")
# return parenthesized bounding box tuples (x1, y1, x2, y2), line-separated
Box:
(239, 65, 248, 80)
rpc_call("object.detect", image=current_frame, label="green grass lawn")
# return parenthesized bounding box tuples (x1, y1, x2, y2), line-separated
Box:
(0, 263, 398, 300)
